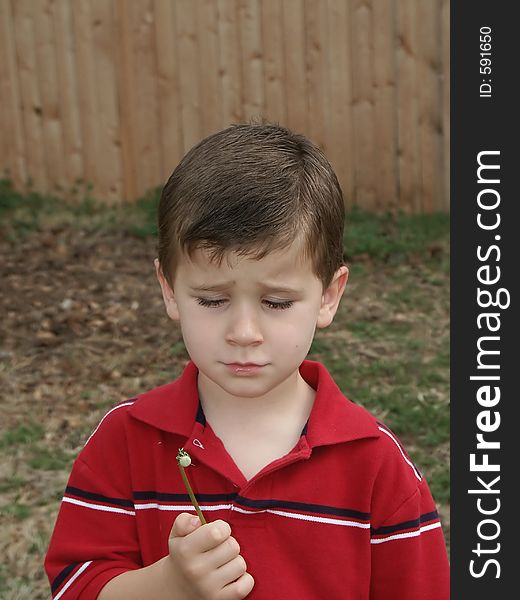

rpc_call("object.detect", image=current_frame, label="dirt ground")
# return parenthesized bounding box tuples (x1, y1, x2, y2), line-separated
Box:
(0, 223, 449, 598)
(1, 225, 189, 597)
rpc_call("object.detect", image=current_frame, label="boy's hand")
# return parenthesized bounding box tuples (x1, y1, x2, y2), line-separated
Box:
(167, 513, 255, 600)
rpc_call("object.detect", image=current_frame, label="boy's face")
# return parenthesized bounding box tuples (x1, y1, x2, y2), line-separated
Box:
(155, 240, 348, 401)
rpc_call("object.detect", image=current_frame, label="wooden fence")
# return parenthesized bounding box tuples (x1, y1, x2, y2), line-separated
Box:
(0, 0, 449, 212)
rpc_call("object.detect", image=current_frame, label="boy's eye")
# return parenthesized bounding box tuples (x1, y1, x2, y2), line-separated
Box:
(263, 299, 294, 310)
(196, 297, 226, 308)
(196, 297, 293, 310)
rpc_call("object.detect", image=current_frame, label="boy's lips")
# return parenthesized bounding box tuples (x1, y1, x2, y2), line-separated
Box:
(224, 362, 267, 375)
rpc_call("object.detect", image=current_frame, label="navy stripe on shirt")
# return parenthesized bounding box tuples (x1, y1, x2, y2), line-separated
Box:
(134, 491, 238, 503)
(51, 562, 78, 593)
(371, 510, 439, 536)
(235, 496, 371, 521)
(66, 486, 134, 508)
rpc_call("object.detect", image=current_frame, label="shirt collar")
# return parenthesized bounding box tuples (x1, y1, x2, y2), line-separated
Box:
(129, 360, 380, 447)
(129, 361, 201, 439)
(299, 360, 380, 447)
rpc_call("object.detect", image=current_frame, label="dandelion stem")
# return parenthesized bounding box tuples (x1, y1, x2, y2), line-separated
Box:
(176, 449, 207, 525)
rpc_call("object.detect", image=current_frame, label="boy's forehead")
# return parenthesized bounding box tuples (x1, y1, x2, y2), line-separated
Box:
(176, 241, 315, 282)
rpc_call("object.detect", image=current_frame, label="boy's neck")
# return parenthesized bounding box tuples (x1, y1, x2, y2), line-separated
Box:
(196, 368, 316, 481)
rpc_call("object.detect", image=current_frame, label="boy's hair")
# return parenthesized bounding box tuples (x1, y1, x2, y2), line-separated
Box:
(157, 122, 345, 288)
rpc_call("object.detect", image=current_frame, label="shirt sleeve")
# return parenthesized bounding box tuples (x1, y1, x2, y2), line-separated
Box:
(369, 426, 450, 599)
(44, 403, 141, 600)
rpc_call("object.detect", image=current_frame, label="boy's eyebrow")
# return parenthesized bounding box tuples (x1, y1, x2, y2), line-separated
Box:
(189, 282, 235, 292)
(258, 282, 302, 294)
(189, 281, 302, 294)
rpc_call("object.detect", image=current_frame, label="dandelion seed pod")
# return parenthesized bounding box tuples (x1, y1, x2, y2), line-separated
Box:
(177, 448, 192, 467)
(179, 454, 191, 467)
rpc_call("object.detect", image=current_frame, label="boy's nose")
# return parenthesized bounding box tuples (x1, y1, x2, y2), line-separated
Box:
(225, 309, 263, 346)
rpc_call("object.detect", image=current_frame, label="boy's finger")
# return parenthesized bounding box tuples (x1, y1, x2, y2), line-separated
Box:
(197, 535, 241, 571)
(179, 519, 232, 554)
(221, 572, 255, 600)
(170, 512, 202, 539)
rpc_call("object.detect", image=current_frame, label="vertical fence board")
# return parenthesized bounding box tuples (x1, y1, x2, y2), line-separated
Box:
(415, 0, 443, 214)
(11, 0, 47, 190)
(90, 0, 122, 203)
(33, 0, 65, 192)
(304, 0, 329, 152)
(0, 0, 8, 178)
(281, 0, 307, 133)
(372, 0, 398, 211)
(441, 0, 450, 211)
(325, 0, 354, 206)
(0, 0, 26, 186)
(130, 0, 162, 195)
(217, 0, 242, 126)
(153, 0, 183, 181)
(196, 0, 223, 137)
(395, 0, 419, 212)
(113, 0, 137, 202)
(261, 0, 286, 124)
(175, 0, 202, 152)
(72, 0, 99, 193)
(238, 0, 264, 121)
(51, 0, 83, 193)
(350, 0, 376, 209)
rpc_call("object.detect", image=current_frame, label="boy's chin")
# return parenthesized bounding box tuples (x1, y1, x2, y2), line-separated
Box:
(215, 369, 303, 400)
(216, 377, 275, 399)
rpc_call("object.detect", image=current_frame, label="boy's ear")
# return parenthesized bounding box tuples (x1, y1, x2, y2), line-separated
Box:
(154, 258, 180, 321)
(316, 266, 349, 329)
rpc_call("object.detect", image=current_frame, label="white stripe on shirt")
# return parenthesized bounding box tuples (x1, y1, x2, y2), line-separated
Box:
(63, 496, 136, 516)
(84, 401, 135, 447)
(53, 561, 92, 600)
(378, 426, 422, 481)
(371, 521, 441, 544)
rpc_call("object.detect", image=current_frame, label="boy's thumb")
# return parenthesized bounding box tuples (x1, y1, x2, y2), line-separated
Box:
(170, 512, 202, 539)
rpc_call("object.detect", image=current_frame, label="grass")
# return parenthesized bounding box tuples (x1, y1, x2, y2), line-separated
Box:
(345, 203, 449, 263)
(0, 503, 32, 521)
(0, 177, 161, 241)
(0, 423, 45, 449)
(28, 447, 73, 472)
(0, 477, 28, 494)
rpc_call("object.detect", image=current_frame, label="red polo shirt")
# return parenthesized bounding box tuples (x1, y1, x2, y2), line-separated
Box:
(45, 360, 450, 599)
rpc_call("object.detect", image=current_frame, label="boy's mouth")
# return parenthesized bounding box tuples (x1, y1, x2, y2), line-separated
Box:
(225, 362, 266, 375)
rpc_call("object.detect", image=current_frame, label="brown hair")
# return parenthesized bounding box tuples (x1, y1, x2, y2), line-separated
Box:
(157, 122, 345, 289)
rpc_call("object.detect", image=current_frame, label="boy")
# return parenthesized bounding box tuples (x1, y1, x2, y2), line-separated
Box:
(45, 123, 450, 599)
